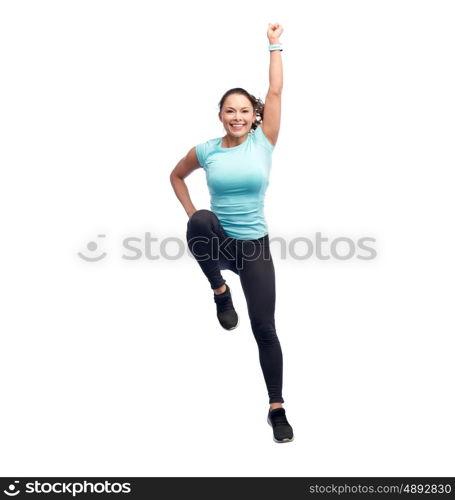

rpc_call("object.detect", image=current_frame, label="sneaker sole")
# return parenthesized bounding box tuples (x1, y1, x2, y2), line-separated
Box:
(267, 416, 294, 443)
(222, 315, 239, 331)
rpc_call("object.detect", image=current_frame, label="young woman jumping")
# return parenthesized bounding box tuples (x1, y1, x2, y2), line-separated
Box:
(170, 23, 293, 443)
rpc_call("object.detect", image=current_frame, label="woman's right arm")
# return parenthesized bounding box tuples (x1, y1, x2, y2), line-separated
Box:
(170, 146, 201, 218)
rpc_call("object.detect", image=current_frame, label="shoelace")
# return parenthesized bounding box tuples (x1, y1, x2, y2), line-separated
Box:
(214, 290, 234, 313)
(270, 411, 290, 427)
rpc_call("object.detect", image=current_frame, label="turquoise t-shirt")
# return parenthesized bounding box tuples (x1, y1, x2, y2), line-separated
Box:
(195, 125, 275, 240)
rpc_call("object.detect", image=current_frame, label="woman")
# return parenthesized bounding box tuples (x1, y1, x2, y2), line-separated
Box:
(170, 23, 293, 443)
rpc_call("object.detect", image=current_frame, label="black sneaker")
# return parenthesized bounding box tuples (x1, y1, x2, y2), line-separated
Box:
(267, 408, 294, 443)
(213, 283, 239, 330)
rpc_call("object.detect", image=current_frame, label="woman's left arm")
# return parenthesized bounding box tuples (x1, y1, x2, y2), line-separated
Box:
(262, 23, 284, 147)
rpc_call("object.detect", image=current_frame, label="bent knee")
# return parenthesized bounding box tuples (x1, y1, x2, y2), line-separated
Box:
(188, 209, 215, 228)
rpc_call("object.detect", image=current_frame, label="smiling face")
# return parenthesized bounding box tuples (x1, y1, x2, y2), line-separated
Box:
(219, 93, 256, 139)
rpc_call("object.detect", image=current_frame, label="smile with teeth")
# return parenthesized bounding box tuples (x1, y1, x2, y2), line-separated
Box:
(231, 123, 244, 129)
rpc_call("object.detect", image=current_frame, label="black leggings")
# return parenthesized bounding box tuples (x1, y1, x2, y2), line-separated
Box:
(186, 209, 284, 404)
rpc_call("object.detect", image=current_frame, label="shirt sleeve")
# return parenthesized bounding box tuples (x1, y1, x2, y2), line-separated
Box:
(195, 142, 208, 170)
(253, 125, 275, 152)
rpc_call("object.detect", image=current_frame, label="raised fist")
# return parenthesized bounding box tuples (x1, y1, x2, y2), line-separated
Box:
(267, 23, 284, 43)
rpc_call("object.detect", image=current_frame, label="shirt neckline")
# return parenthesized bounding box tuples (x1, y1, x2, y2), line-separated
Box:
(217, 130, 253, 151)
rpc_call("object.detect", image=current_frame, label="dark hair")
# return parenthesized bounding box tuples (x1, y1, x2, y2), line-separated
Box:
(218, 87, 264, 131)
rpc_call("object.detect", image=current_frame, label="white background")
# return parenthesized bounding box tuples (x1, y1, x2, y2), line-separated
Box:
(1, 0, 454, 477)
